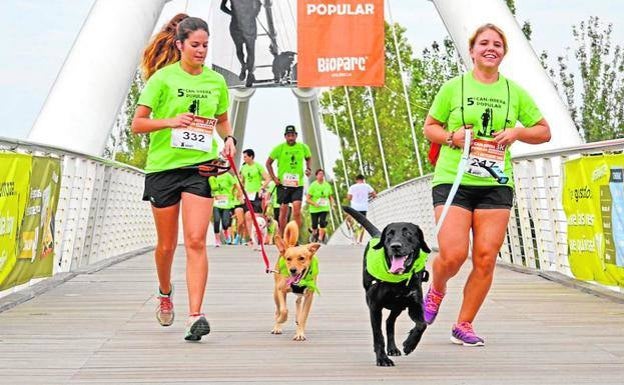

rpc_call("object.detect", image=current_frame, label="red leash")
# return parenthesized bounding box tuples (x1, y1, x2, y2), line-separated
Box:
(225, 154, 274, 274)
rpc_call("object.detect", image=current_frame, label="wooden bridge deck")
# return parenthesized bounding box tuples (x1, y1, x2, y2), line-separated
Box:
(1, 245, 623, 384)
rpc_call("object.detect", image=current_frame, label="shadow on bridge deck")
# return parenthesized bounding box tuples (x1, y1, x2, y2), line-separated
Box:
(0, 245, 623, 384)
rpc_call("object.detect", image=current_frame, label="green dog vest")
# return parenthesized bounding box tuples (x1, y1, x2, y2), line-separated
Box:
(366, 238, 429, 285)
(278, 255, 320, 294)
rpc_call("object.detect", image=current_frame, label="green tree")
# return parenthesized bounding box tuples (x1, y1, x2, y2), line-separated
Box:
(543, 17, 624, 141)
(105, 70, 149, 168)
(504, 0, 516, 14)
(504, 0, 532, 40)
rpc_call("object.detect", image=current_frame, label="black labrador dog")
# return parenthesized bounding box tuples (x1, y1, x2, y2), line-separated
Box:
(343, 206, 431, 367)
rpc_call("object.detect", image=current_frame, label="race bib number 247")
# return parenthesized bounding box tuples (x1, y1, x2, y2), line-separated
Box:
(466, 139, 506, 178)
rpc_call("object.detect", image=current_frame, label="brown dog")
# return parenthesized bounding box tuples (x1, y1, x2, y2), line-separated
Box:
(272, 221, 321, 341)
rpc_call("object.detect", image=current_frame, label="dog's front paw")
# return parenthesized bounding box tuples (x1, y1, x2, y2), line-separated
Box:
(403, 325, 426, 355)
(376, 355, 395, 367)
(387, 346, 402, 356)
(271, 326, 283, 335)
(403, 339, 416, 355)
(292, 332, 307, 341)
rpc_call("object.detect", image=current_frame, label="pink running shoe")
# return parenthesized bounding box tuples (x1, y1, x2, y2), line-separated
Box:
(451, 321, 485, 346)
(156, 287, 174, 326)
(423, 287, 444, 325)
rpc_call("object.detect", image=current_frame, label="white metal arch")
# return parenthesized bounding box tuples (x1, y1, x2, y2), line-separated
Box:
(28, 0, 581, 166)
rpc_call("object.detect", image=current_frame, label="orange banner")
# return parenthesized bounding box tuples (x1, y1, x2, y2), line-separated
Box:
(297, 0, 385, 87)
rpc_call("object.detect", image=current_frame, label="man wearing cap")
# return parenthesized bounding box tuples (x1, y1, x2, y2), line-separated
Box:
(266, 125, 312, 234)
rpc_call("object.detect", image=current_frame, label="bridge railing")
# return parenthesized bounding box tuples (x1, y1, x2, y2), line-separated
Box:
(0, 137, 155, 298)
(336, 139, 624, 293)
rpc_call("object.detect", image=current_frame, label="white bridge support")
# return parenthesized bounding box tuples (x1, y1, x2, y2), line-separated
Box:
(28, 0, 170, 157)
(430, 0, 583, 154)
(293, 87, 325, 174)
(230, 88, 256, 167)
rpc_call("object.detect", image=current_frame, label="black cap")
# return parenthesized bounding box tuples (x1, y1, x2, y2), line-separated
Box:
(284, 125, 297, 135)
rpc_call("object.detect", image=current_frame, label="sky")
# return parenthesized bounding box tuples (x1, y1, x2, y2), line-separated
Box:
(1, 0, 623, 178)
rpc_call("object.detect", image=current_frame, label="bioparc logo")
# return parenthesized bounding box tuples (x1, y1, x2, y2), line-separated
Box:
(317, 56, 367, 75)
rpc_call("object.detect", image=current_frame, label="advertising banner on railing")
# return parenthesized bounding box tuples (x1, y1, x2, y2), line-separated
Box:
(562, 154, 624, 288)
(0, 154, 32, 290)
(0, 155, 61, 291)
(297, 0, 385, 87)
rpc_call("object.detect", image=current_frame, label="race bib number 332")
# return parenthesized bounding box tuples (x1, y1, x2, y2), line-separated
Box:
(171, 116, 217, 152)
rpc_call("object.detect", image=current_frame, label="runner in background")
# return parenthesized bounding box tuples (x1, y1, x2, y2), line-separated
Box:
(266, 125, 312, 234)
(306, 169, 334, 243)
(347, 174, 377, 244)
(231, 189, 246, 245)
(240, 149, 270, 247)
(209, 169, 241, 247)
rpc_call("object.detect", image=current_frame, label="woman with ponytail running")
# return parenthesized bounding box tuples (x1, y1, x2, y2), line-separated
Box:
(132, 14, 236, 341)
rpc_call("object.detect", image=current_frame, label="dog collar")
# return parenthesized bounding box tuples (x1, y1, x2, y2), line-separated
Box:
(366, 238, 428, 285)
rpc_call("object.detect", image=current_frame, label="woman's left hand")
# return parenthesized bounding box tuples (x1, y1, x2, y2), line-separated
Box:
(221, 137, 236, 158)
(492, 128, 519, 147)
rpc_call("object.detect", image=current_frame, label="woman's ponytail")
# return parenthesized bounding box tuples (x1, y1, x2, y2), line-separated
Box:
(140, 13, 188, 80)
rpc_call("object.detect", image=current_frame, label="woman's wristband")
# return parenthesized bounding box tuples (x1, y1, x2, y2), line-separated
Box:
(224, 135, 237, 146)
(445, 131, 458, 149)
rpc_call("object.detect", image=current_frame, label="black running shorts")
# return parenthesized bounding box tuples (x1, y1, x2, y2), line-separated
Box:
(432, 184, 513, 211)
(242, 194, 263, 213)
(143, 167, 212, 208)
(311, 211, 329, 228)
(277, 185, 304, 204)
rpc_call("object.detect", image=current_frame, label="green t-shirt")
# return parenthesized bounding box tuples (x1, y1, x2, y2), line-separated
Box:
(230, 179, 241, 207)
(209, 172, 237, 209)
(307, 181, 333, 213)
(138, 62, 230, 173)
(240, 162, 265, 193)
(268, 142, 311, 187)
(428, 72, 543, 188)
(230, 193, 242, 207)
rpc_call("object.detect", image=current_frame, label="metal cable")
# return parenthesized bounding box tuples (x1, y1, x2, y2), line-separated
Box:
(386, 0, 424, 175)
(344, 86, 364, 175)
(367, 86, 391, 189)
(328, 91, 351, 188)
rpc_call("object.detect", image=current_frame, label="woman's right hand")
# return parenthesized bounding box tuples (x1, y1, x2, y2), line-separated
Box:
(168, 112, 195, 128)
(451, 124, 473, 148)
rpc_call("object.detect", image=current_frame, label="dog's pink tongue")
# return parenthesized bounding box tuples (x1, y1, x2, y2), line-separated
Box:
(389, 256, 407, 274)
(286, 273, 301, 286)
